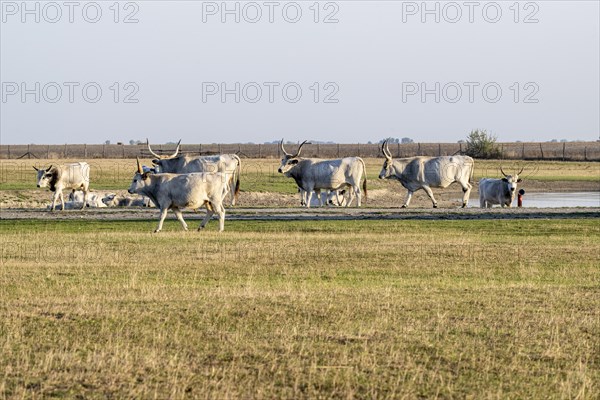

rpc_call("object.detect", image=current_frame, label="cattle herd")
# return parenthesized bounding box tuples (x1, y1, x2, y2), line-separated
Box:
(33, 139, 525, 232)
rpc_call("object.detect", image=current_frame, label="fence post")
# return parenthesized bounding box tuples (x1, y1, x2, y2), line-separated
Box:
(417, 143, 421, 156)
(357, 143, 360, 157)
(64, 143, 67, 158)
(562, 142, 566, 161)
(522, 143, 525, 159)
(103, 144, 106, 158)
(317, 143, 320, 157)
(584, 147, 587, 161)
(46, 145, 50, 159)
(84, 144, 87, 158)
(438, 143, 442, 156)
(27, 144, 30, 159)
(258, 144, 261, 158)
(397, 143, 400, 157)
(539, 143, 544, 160)
(218, 144, 222, 154)
(7, 145, 10, 159)
(337, 143, 340, 158)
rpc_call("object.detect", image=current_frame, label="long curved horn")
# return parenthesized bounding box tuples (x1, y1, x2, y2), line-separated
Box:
(500, 166, 508, 177)
(46, 165, 53, 172)
(33, 166, 39, 171)
(171, 139, 181, 158)
(383, 140, 393, 159)
(280, 139, 290, 156)
(516, 166, 524, 176)
(294, 140, 308, 158)
(146, 139, 162, 159)
(136, 157, 143, 174)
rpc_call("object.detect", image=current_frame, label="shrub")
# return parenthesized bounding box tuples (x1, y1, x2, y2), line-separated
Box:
(465, 130, 502, 159)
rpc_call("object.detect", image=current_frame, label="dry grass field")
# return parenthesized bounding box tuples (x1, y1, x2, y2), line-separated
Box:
(1, 157, 599, 398)
(0, 218, 599, 398)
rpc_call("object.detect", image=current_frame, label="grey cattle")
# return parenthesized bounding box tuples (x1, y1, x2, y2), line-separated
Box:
(69, 191, 107, 208)
(34, 162, 90, 211)
(378, 140, 474, 208)
(278, 140, 367, 207)
(101, 193, 152, 207)
(479, 167, 523, 208)
(128, 158, 228, 232)
(147, 140, 241, 206)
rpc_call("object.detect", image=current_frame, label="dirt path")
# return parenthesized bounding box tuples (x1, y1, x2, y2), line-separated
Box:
(1, 206, 598, 222)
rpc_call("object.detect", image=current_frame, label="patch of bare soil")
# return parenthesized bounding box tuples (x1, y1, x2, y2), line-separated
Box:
(1, 180, 598, 221)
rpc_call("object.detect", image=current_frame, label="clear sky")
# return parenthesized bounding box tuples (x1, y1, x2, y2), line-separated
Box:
(1, 0, 599, 144)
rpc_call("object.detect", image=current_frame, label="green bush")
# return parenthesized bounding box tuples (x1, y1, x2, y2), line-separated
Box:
(465, 130, 502, 159)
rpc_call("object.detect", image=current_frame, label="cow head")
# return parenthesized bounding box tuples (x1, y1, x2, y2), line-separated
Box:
(128, 158, 152, 194)
(33, 165, 57, 189)
(500, 166, 524, 200)
(147, 139, 181, 172)
(278, 139, 307, 174)
(101, 193, 118, 206)
(378, 140, 395, 179)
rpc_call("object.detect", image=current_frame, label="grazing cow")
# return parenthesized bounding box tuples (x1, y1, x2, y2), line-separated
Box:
(147, 140, 241, 206)
(128, 158, 228, 232)
(278, 140, 367, 208)
(34, 162, 90, 211)
(69, 191, 107, 208)
(101, 193, 152, 207)
(378, 140, 474, 208)
(479, 167, 524, 208)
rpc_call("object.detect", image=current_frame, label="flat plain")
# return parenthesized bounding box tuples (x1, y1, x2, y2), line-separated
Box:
(0, 158, 599, 398)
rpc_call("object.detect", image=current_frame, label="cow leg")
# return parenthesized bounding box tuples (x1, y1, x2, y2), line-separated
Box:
(354, 185, 362, 207)
(199, 202, 215, 230)
(460, 182, 472, 208)
(402, 191, 414, 208)
(81, 188, 88, 210)
(173, 208, 188, 231)
(422, 186, 438, 208)
(298, 188, 306, 206)
(216, 202, 225, 232)
(346, 187, 355, 207)
(59, 191, 65, 211)
(315, 190, 323, 207)
(305, 188, 314, 208)
(155, 208, 169, 233)
(50, 191, 60, 212)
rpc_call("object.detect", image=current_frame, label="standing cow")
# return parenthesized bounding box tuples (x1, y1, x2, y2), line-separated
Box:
(128, 158, 228, 232)
(34, 162, 90, 211)
(378, 140, 474, 208)
(146, 140, 241, 206)
(278, 140, 367, 207)
(479, 167, 524, 208)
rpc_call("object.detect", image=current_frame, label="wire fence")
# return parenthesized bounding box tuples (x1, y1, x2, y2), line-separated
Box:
(1, 142, 598, 161)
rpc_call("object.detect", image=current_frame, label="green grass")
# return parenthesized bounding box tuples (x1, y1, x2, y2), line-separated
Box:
(1, 218, 599, 398)
(2, 159, 598, 192)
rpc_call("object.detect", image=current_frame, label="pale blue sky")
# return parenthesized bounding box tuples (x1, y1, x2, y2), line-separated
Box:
(1, 0, 599, 144)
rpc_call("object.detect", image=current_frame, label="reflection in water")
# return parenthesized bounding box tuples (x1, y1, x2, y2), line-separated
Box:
(519, 192, 600, 208)
(472, 192, 600, 208)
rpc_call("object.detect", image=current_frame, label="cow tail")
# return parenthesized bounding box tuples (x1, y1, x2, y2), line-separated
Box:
(233, 155, 241, 199)
(359, 157, 368, 202)
(469, 158, 475, 184)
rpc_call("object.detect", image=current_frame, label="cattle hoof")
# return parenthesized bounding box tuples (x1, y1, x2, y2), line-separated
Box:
(401, 204, 407, 208)
(462, 203, 467, 208)
(433, 204, 438, 208)
(153, 230, 161, 233)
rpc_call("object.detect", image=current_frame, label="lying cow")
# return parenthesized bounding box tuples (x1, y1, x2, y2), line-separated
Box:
(34, 162, 90, 211)
(479, 167, 524, 208)
(128, 158, 228, 232)
(101, 193, 152, 207)
(69, 191, 107, 208)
